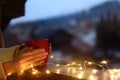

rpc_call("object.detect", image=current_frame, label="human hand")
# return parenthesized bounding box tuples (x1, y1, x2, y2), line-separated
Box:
(3, 46, 48, 75)
(15, 46, 48, 69)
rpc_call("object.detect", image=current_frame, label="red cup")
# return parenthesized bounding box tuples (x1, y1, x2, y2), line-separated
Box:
(26, 39, 50, 66)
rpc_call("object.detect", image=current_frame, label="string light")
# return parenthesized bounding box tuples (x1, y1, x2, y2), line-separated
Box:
(77, 73, 83, 79)
(56, 64, 60, 67)
(100, 60, 109, 69)
(88, 62, 92, 65)
(101, 60, 108, 64)
(92, 69, 98, 74)
(7, 72, 12, 76)
(46, 70, 51, 74)
(71, 62, 76, 65)
(30, 64, 34, 68)
(20, 70, 24, 74)
(65, 64, 70, 66)
(78, 64, 81, 66)
(56, 69, 61, 74)
(7, 55, 120, 80)
(49, 55, 54, 59)
(80, 67, 83, 70)
(31, 69, 39, 75)
(89, 75, 94, 80)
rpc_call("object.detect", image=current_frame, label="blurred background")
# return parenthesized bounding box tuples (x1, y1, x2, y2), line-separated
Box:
(3, 0, 120, 64)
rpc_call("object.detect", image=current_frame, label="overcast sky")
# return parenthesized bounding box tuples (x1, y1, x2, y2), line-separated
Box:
(11, 0, 108, 24)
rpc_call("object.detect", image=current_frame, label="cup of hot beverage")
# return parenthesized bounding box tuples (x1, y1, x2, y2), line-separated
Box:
(23, 39, 50, 66)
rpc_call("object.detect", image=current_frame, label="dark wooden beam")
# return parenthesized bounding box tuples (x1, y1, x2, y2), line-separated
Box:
(0, 0, 27, 47)
(2, 0, 26, 18)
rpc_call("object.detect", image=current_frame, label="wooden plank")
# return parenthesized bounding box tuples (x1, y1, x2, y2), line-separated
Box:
(7, 72, 86, 80)
(1, 0, 26, 18)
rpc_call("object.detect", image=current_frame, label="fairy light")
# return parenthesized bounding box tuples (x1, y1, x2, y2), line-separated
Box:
(7, 54, 120, 80)
(56, 64, 60, 67)
(100, 60, 109, 69)
(30, 64, 40, 75)
(7, 72, 12, 76)
(92, 69, 98, 74)
(113, 69, 118, 73)
(84, 61, 105, 70)
(83, 61, 93, 68)
(30, 64, 34, 68)
(96, 64, 105, 70)
(17, 69, 24, 76)
(117, 69, 120, 73)
(89, 75, 94, 80)
(88, 62, 92, 65)
(31, 68, 39, 75)
(71, 62, 76, 65)
(101, 60, 108, 64)
(77, 73, 83, 79)
(78, 64, 81, 66)
(32, 70, 38, 75)
(80, 67, 83, 70)
(56, 69, 61, 74)
(20, 70, 24, 74)
(50, 55, 54, 59)
(66, 68, 71, 74)
(46, 70, 51, 74)
(110, 74, 115, 80)
(109, 69, 114, 74)
(65, 64, 70, 66)
(71, 68, 76, 74)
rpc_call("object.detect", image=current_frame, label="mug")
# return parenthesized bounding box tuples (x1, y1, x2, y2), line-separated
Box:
(20, 39, 50, 66)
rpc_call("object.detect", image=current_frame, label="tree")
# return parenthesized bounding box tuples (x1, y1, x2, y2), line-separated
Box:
(95, 13, 120, 60)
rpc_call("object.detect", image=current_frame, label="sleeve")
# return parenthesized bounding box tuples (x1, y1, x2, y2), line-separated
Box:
(0, 46, 17, 80)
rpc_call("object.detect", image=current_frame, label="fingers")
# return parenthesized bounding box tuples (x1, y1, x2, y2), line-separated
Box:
(15, 46, 33, 57)
(16, 48, 47, 59)
(21, 48, 46, 57)
(19, 47, 33, 54)
(14, 47, 49, 72)
(20, 60, 45, 70)
(17, 49, 48, 71)
(19, 52, 48, 63)
(21, 56, 46, 67)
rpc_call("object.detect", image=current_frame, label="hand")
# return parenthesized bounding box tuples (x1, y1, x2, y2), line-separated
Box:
(3, 46, 48, 75)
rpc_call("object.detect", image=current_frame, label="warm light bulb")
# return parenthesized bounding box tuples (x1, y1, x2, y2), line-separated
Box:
(32, 69, 39, 75)
(7, 72, 12, 76)
(46, 70, 50, 74)
(92, 69, 98, 74)
(66, 64, 70, 66)
(56, 64, 60, 67)
(32, 71, 37, 75)
(88, 62, 92, 65)
(56, 69, 61, 74)
(101, 60, 108, 64)
(20, 70, 24, 74)
(110, 74, 115, 80)
(80, 67, 83, 70)
(50, 55, 54, 59)
(78, 64, 81, 66)
(71, 62, 76, 65)
(89, 75, 94, 80)
(77, 73, 83, 79)
(30, 64, 34, 68)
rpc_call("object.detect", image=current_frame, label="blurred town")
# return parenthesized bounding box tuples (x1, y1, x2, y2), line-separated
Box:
(3, 1, 120, 64)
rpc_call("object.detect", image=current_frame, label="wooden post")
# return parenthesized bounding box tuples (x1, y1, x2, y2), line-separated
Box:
(0, 0, 5, 48)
